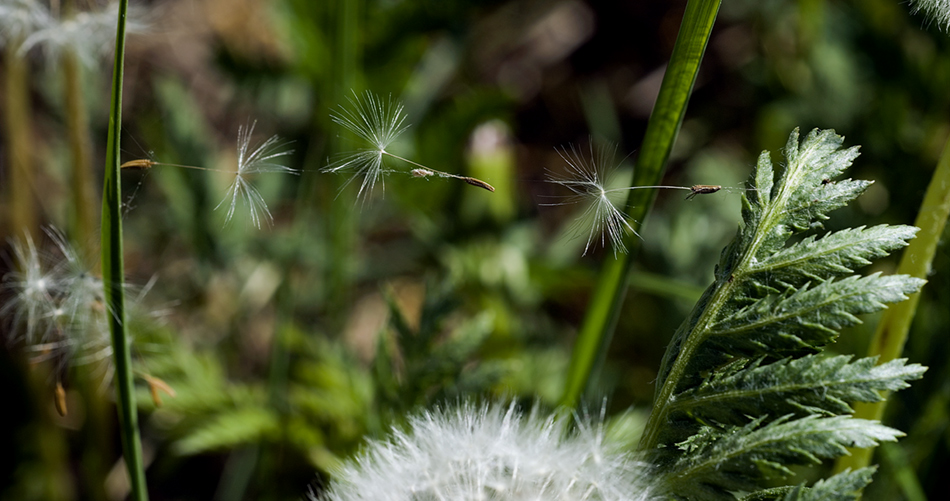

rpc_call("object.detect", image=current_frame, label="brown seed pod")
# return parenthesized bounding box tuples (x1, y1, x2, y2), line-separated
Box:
(462, 177, 495, 192)
(685, 185, 722, 200)
(55, 381, 68, 417)
(120, 159, 157, 169)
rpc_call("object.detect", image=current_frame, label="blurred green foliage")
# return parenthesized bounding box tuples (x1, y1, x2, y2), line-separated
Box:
(1, 0, 948, 499)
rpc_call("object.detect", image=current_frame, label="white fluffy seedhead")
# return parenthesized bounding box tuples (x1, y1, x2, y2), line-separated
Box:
(16, 2, 148, 66)
(1, 233, 58, 345)
(323, 91, 411, 202)
(313, 401, 656, 501)
(1, 228, 148, 381)
(0, 0, 50, 46)
(545, 141, 639, 257)
(909, 0, 950, 31)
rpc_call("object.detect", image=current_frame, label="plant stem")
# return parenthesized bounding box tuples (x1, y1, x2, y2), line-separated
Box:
(4, 39, 38, 240)
(101, 1, 148, 499)
(64, 47, 96, 254)
(834, 133, 950, 474)
(559, 0, 723, 408)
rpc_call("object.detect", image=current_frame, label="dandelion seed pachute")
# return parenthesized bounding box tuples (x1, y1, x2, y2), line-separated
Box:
(323, 91, 411, 201)
(216, 120, 296, 228)
(545, 141, 639, 256)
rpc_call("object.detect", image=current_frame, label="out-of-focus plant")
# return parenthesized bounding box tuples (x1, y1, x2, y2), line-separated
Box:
(1, 0, 48, 240)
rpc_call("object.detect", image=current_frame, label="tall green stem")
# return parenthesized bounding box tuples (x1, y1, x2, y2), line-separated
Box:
(834, 135, 950, 473)
(101, 1, 148, 499)
(560, 0, 723, 408)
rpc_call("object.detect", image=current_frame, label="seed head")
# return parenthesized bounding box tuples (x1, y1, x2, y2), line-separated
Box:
(1, 228, 151, 381)
(312, 401, 656, 501)
(0, 0, 50, 46)
(16, 2, 148, 66)
(909, 0, 950, 31)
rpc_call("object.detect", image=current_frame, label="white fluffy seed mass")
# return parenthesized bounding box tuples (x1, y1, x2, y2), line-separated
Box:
(910, 0, 950, 30)
(313, 402, 655, 501)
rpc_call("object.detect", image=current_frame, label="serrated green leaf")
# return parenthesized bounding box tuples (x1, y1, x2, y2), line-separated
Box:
(737, 468, 875, 501)
(669, 355, 926, 426)
(663, 416, 899, 499)
(707, 274, 925, 354)
(778, 467, 876, 501)
(748, 225, 918, 290)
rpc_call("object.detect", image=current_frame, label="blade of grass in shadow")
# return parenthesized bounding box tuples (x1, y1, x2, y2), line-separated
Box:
(833, 134, 950, 474)
(101, 1, 148, 499)
(560, 0, 723, 408)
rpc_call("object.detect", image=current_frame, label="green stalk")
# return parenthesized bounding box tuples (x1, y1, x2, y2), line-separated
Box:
(559, 0, 723, 408)
(326, 0, 361, 314)
(4, 39, 38, 240)
(62, 0, 95, 253)
(834, 135, 950, 474)
(101, 1, 148, 499)
(64, 47, 96, 254)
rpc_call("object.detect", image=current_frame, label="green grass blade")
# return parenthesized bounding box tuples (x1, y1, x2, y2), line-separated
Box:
(560, 0, 723, 408)
(834, 134, 950, 474)
(101, 1, 148, 499)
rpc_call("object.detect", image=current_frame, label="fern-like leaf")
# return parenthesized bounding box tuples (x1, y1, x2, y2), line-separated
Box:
(776, 467, 876, 501)
(669, 355, 925, 426)
(706, 273, 923, 357)
(737, 467, 875, 501)
(748, 225, 918, 291)
(665, 416, 898, 500)
(639, 128, 926, 499)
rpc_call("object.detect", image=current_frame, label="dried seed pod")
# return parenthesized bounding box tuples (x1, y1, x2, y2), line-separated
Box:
(685, 185, 722, 200)
(462, 177, 495, 192)
(120, 159, 157, 169)
(55, 381, 68, 417)
(142, 374, 176, 407)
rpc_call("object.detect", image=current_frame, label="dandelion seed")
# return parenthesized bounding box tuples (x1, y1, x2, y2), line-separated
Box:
(324, 91, 411, 201)
(545, 141, 738, 256)
(325, 91, 495, 201)
(215, 120, 296, 228)
(312, 401, 655, 501)
(545, 141, 640, 256)
(120, 159, 157, 170)
(684, 184, 722, 200)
